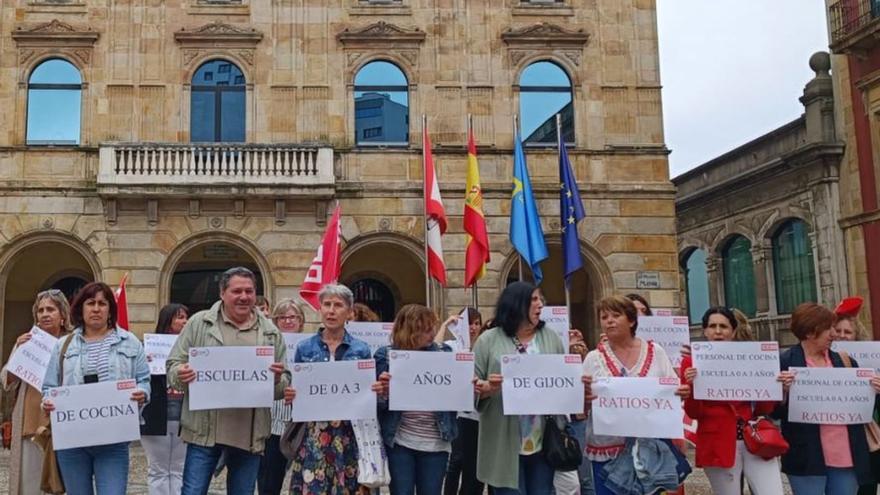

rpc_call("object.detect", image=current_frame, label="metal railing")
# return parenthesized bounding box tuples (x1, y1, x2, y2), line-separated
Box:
(830, 0, 880, 46)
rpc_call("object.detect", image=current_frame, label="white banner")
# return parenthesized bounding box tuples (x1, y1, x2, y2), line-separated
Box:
(449, 309, 470, 351)
(282, 333, 313, 369)
(541, 306, 570, 349)
(346, 322, 393, 356)
(592, 376, 683, 438)
(636, 316, 690, 368)
(143, 334, 178, 375)
(832, 341, 880, 373)
(389, 351, 475, 412)
(49, 379, 141, 450)
(5, 326, 58, 391)
(691, 341, 782, 401)
(788, 367, 876, 425)
(291, 359, 377, 422)
(500, 354, 584, 415)
(188, 346, 275, 411)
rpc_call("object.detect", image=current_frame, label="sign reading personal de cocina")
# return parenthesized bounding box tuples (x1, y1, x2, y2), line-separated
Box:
(691, 341, 782, 401)
(788, 367, 876, 425)
(540, 306, 570, 349)
(188, 346, 274, 411)
(290, 359, 377, 422)
(389, 351, 475, 412)
(832, 341, 880, 372)
(6, 326, 58, 390)
(500, 354, 584, 415)
(49, 379, 141, 450)
(346, 322, 393, 355)
(143, 333, 178, 375)
(282, 333, 313, 369)
(636, 316, 690, 368)
(591, 377, 683, 439)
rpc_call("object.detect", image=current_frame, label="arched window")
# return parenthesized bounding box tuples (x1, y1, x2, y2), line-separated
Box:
(683, 249, 710, 322)
(772, 220, 817, 314)
(27, 59, 82, 145)
(354, 61, 409, 146)
(190, 60, 246, 142)
(722, 236, 757, 317)
(519, 61, 574, 145)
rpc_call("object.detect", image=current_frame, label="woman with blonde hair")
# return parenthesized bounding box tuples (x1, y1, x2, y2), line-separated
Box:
(1, 289, 71, 494)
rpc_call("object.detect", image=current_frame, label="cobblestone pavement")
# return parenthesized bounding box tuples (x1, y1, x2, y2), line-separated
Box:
(0, 443, 792, 494)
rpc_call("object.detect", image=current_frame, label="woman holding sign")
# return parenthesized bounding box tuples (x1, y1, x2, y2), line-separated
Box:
(680, 307, 784, 495)
(141, 303, 189, 495)
(774, 303, 880, 495)
(41, 282, 151, 495)
(472, 281, 565, 495)
(375, 304, 458, 495)
(1, 289, 71, 495)
(582, 295, 689, 495)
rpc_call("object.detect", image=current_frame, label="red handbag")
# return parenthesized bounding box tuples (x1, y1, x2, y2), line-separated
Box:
(729, 404, 789, 460)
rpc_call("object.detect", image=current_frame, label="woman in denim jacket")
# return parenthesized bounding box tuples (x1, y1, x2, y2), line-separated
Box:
(375, 304, 458, 495)
(41, 281, 151, 495)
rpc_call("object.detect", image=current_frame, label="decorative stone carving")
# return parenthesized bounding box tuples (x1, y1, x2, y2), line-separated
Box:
(501, 22, 589, 46)
(174, 22, 263, 45)
(13, 19, 99, 45)
(42, 217, 54, 229)
(562, 50, 582, 66)
(337, 21, 426, 46)
(210, 217, 223, 228)
(379, 217, 392, 231)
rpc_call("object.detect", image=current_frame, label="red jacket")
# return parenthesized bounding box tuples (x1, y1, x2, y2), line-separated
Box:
(680, 355, 778, 468)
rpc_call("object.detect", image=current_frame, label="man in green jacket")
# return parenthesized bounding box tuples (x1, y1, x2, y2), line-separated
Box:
(166, 266, 293, 494)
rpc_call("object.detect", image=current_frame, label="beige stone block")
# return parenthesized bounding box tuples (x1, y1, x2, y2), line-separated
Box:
(619, 199, 674, 217)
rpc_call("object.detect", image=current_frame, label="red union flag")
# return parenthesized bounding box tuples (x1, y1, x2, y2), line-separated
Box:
(423, 124, 447, 286)
(114, 273, 129, 331)
(300, 203, 342, 311)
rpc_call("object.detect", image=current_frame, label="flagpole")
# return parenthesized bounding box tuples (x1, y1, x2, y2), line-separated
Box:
(423, 114, 431, 309)
(514, 114, 525, 282)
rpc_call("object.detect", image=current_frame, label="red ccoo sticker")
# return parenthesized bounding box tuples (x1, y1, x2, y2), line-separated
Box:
(858, 369, 873, 378)
(117, 380, 136, 390)
(565, 355, 582, 364)
(552, 307, 567, 315)
(761, 343, 779, 352)
(673, 317, 689, 325)
(659, 377, 679, 386)
(256, 348, 273, 356)
(456, 353, 474, 361)
(358, 360, 375, 369)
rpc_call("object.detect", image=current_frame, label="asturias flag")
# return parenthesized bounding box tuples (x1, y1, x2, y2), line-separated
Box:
(510, 129, 548, 285)
(300, 203, 342, 311)
(424, 124, 448, 286)
(464, 127, 490, 287)
(559, 130, 585, 286)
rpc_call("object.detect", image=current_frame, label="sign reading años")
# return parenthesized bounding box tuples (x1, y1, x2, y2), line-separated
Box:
(540, 306, 570, 349)
(636, 316, 690, 368)
(346, 322, 393, 355)
(691, 341, 782, 401)
(788, 367, 876, 425)
(500, 354, 584, 415)
(143, 333, 178, 375)
(291, 359, 377, 422)
(591, 376, 683, 439)
(49, 379, 142, 450)
(389, 351, 475, 412)
(188, 346, 275, 410)
(6, 326, 58, 391)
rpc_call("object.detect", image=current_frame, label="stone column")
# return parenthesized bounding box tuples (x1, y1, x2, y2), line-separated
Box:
(705, 254, 721, 307)
(751, 241, 773, 316)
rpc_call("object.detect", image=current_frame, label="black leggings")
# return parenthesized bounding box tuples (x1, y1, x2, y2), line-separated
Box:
(444, 417, 484, 495)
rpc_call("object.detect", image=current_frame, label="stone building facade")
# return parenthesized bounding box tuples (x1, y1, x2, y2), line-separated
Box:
(674, 53, 845, 344)
(0, 0, 676, 371)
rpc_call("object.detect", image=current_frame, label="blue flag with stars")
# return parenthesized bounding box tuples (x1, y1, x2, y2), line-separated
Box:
(510, 129, 548, 285)
(559, 131, 585, 287)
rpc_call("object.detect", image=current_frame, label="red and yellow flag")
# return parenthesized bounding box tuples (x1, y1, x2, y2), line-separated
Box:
(464, 127, 490, 287)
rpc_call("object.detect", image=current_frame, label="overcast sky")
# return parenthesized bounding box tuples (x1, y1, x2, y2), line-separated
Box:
(657, 0, 831, 177)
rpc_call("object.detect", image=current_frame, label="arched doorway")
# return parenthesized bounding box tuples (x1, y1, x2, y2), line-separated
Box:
(168, 241, 265, 314)
(341, 234, 425, 322)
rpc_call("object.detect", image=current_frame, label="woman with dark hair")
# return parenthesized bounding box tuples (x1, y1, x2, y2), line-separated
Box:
(624, 293, 652, 316)
(141, 303, 189, 495)
(472, 281, 565, 494)
(680, 307, 784, 494)
(41, 281, 151, 495)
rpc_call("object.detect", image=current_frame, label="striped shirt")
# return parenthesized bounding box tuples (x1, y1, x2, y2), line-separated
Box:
(394, 412, 450, 453)
(85, 334, 114, 382)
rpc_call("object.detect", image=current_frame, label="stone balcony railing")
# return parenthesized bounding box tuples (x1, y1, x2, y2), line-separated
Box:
(97, 143, 334, 197)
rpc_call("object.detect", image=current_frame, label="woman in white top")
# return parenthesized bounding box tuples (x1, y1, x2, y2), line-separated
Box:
(582, 295, 689, 495)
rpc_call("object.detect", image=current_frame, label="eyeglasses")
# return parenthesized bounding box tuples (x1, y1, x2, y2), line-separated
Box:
(37, 289, 63, 298)
(276, 315, 303, 322)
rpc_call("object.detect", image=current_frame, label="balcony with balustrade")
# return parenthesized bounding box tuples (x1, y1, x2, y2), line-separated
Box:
(97, 143, 335, 197)
(829, 0, 880, 53)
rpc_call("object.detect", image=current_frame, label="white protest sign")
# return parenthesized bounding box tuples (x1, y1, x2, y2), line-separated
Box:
(49, 379, 141, 450)
(691, 341, 782, 401)
(143, 333, 178, 375)
(788, 367, 876, 425)
(832, 341, 880, 372)
(389, 351, 474, 412)
(346, 322, 393, 355)
(5, 326, 58, 390)
(636, 316, 690, 368)
(500, 354, 584, 415)
(541, 306, 570, 349)
(282, 333, 313, 369)
(592, 376, 683, 438)
(449, 310, 470, 351)
(188, 346, 274, 410)
(291, 359, 377, 422)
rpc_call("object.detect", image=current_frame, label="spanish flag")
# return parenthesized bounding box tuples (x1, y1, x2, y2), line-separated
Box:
(464, 127, 490, 287)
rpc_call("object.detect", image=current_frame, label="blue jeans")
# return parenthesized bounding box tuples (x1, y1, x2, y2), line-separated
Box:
(591, 461, 615, 495)
(182, 443, 261, 495)
(492, 453, 555, 495)
(56, 442, 130, 495)
(388, 444, 449, 495)
(788, 469, 859, 495)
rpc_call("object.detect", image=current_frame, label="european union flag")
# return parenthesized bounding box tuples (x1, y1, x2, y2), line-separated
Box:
(559, 131, 585, 287)
(510, 129, 548, 285)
